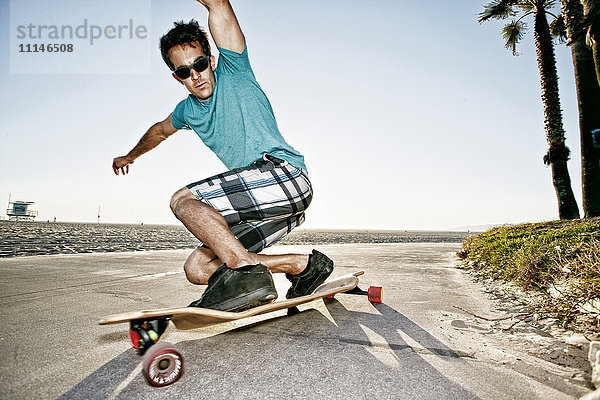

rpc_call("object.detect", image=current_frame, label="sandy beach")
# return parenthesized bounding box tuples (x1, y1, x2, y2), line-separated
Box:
(0, 221, 469, 257)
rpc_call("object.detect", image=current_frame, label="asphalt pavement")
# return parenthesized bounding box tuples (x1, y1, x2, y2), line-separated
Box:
(0, 243, 594, 399)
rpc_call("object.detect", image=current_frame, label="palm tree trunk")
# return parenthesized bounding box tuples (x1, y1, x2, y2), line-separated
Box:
(534, 4, 580, 219)
(581, 0, 600, 86)
(562, 0, 600, 217)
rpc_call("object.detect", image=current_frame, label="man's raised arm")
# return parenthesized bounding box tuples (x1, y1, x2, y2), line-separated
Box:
(194, 0, 245, 53)
(112, 114, 178, 175)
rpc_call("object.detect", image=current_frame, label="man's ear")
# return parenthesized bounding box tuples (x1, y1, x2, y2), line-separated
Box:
(172, 73, 184, 84)
(210, 55, 216, 71)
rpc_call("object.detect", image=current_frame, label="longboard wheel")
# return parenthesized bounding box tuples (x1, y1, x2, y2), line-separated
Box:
(129, 328, 142, 349)
(142, 342, 183, 387)
(367, 286, 383, 303)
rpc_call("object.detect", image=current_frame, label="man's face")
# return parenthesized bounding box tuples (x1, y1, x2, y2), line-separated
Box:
(168, 42, 216, 100)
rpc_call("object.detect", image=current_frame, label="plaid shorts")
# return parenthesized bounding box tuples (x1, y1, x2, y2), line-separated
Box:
(186, 154, 313, 253)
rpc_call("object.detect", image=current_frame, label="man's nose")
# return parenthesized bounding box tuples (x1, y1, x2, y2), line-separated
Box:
(190, 68, 201, 80)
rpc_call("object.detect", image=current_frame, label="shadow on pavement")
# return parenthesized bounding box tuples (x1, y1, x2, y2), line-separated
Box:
(58, 349, 141, 399)
(62, 301, 480, 399)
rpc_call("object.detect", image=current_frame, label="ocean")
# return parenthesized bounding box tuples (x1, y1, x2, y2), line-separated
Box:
(0, 221, 470, 258)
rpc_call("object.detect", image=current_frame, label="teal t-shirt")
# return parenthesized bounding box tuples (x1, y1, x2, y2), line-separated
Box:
(170, 45, 306, 171)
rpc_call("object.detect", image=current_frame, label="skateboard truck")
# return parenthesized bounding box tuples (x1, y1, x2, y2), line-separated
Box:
(129, 317, 170, 351)
(325, 285, 383, 303)
(289, 284, 382, 316)
(346, 286, 368, 295)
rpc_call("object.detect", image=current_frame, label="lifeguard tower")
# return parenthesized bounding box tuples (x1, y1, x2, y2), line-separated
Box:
(6, 200, 38, 221)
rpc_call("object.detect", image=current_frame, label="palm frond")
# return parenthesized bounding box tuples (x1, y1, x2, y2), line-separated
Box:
(518, 1, 535, 12)
(502, 20, 527, 55)
(478, 0, 521, 22)
(517, 0, 555, 12)
(550, 14, 567, 43)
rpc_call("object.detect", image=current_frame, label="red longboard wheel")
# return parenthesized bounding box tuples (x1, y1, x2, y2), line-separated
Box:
(142, 342, 184, 387)
(129, 328, 142, 349)
(325, 294, 335, 299)
(368, 286, 383, 303)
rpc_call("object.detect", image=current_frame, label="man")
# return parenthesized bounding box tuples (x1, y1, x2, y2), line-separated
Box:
(112, 0, 333, 312)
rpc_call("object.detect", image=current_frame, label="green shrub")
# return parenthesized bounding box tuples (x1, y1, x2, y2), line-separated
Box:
(459, 218, 600, 332)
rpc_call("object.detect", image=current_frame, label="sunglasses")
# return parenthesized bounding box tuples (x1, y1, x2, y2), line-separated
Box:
(172, 56, 210, 80)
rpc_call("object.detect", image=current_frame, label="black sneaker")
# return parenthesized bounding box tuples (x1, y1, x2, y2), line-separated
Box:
(189, 264, 277, 311)
(286, 250, 334, 299)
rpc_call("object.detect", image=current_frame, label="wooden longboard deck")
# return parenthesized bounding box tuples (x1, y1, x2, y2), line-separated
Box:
(99, 271, 363, 330)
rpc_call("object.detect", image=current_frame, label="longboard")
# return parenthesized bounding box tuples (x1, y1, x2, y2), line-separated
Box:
(99, 271, 369, 330)
(98, 271, 382, 387)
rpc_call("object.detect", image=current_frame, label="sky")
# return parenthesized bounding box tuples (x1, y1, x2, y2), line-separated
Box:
(0, 0, 587, 230)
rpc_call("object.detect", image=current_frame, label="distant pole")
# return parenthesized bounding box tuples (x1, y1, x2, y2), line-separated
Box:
(97, 205, 101, 224)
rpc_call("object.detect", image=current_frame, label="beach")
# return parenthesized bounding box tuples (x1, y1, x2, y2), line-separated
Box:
(0, 220, 470, 258)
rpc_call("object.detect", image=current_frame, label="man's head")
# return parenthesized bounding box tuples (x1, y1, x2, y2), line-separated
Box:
(160, 20, 216, 100)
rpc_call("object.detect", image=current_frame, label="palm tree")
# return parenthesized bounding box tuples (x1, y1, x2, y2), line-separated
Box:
(580, 0, 600, 86)
(479, 0, 580, 219)
(560, 0, 600, 217)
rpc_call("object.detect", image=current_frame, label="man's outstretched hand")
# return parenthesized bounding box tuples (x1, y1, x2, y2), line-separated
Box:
(112, 156, 133, 175)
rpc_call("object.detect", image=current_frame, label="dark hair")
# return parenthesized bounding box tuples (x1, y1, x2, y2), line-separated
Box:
(159, 19, 211, 71)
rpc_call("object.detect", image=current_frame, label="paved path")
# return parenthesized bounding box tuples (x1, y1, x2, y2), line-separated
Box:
(0, 244, 593, 399)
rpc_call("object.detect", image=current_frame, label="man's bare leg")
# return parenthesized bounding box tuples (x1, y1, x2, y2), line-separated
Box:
(184, 245, 309, 284)
(171, 188, 258, 268)
(171, 187, 310, 284)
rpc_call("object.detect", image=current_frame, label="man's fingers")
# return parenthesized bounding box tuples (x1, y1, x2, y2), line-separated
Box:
(112, 157, 132, 175)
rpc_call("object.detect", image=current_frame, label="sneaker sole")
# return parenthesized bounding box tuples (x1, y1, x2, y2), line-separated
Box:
(287, 262, 334, 299)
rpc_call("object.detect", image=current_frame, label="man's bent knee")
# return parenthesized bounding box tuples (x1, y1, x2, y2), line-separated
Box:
(170, 187, 198, 216)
